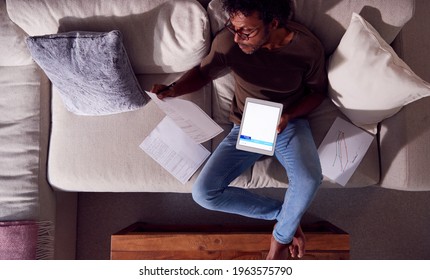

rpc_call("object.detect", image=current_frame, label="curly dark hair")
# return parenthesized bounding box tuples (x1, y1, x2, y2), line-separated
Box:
(221, 0, 292, 28)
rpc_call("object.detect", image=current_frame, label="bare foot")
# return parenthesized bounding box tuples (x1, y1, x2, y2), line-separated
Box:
(289, 225, 306, 258)
(266, 225, 306, 260)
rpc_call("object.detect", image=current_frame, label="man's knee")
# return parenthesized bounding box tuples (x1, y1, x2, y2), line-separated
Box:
(293, 163, 322, 192)
(307, 165, 323, 188)
(191, 181, 219, 211)
(304, 169, 323, 194)
(305, 154, 323, 187)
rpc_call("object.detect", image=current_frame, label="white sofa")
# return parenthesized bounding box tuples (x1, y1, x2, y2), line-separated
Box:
(1, 0, 430, 259)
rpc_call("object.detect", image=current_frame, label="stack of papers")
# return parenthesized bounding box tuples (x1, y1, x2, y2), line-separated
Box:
(139, 91, 223, 184)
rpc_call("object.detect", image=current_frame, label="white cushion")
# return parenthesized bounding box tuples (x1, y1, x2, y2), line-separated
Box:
(0, 65, 40, 220)
(48, 73, 212, 192)
(328, 13, 430, 133)
(6, 0, 210, 74)
(0, 0, 32, 66)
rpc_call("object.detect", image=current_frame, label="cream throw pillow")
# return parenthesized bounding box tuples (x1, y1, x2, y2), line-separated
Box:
(328, 13, 430, 133)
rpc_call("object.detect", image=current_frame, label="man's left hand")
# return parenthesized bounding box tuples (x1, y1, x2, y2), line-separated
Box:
(277, 114, 290, 133)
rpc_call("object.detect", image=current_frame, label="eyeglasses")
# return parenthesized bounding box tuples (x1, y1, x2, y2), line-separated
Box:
(224, 19, 260, 40)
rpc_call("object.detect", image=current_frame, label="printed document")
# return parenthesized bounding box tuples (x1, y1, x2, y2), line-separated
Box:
(140, 91, 223, 184)
(146, 91, 223, 143)
(318, 117, 374, 186)
(140, 117, 211, 184)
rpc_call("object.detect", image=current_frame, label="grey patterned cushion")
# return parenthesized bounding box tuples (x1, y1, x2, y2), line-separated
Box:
(26, 30, 148, 115)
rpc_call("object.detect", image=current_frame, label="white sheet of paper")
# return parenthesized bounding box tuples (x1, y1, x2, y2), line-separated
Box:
(318, 117, 374, 186)
(147, 91, 223, 143)
(139, 116, 210, 184)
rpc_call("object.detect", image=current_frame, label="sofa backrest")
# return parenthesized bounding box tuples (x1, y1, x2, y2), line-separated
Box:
(6, 0, 210, 74)
(208, 0, 415, 55)
(0, 0, 33, 66)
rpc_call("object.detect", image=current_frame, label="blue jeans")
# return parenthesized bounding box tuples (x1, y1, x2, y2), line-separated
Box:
(192, 118, 322, 244)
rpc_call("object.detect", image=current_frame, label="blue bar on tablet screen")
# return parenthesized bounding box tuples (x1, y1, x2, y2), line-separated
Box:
(240, 135, 273, 147)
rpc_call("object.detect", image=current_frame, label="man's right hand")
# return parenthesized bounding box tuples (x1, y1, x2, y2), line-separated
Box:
(150, 83, 177, 100)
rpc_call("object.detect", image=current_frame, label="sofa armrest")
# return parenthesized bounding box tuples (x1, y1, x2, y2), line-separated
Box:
(39, 71, 78, 259)
(391, 1, 430, 84)
(379, 96, 430, 191)
(379, 0, 430, 191)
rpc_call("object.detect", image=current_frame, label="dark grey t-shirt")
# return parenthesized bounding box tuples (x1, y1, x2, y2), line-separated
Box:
(200, 21, 328, 124)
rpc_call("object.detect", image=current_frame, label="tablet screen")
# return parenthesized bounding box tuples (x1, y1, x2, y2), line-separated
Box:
(236, 98, 283, 156)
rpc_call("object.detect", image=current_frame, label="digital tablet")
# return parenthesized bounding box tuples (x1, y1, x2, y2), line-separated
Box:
(236, 98, 283, 156)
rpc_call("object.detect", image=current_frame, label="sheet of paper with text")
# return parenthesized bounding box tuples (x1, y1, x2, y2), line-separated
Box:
(139, 116, 210, 184)
(146, 91, 223, 143)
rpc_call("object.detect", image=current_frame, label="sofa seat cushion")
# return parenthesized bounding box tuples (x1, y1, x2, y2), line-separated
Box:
(48, 73, 212, 192)
(0, 65, 40, 220)
(6, 0, 210, 74)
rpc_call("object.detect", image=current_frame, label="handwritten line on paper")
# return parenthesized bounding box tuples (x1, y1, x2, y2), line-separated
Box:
(139, 116, 211, 184)
(318, 117, 374, 186)
(333, 130, 349, 172)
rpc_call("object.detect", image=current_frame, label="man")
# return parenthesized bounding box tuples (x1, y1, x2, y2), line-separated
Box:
(151, 0, 327, 259)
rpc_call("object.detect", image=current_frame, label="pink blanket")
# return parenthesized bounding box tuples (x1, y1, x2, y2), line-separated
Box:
(0, 221, 38, 260)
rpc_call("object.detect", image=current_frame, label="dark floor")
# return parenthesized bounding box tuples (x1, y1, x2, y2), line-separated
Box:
(76, 186, 430, 260)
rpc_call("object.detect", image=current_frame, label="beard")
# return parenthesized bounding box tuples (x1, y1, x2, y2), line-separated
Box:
(237, 27, 271, 54)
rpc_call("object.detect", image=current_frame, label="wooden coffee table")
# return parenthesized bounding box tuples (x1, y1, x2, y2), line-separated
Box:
(110, 222, 349, 260)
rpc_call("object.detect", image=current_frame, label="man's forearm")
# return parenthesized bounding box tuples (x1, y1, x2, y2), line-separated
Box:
(171, 65, 212, 96)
